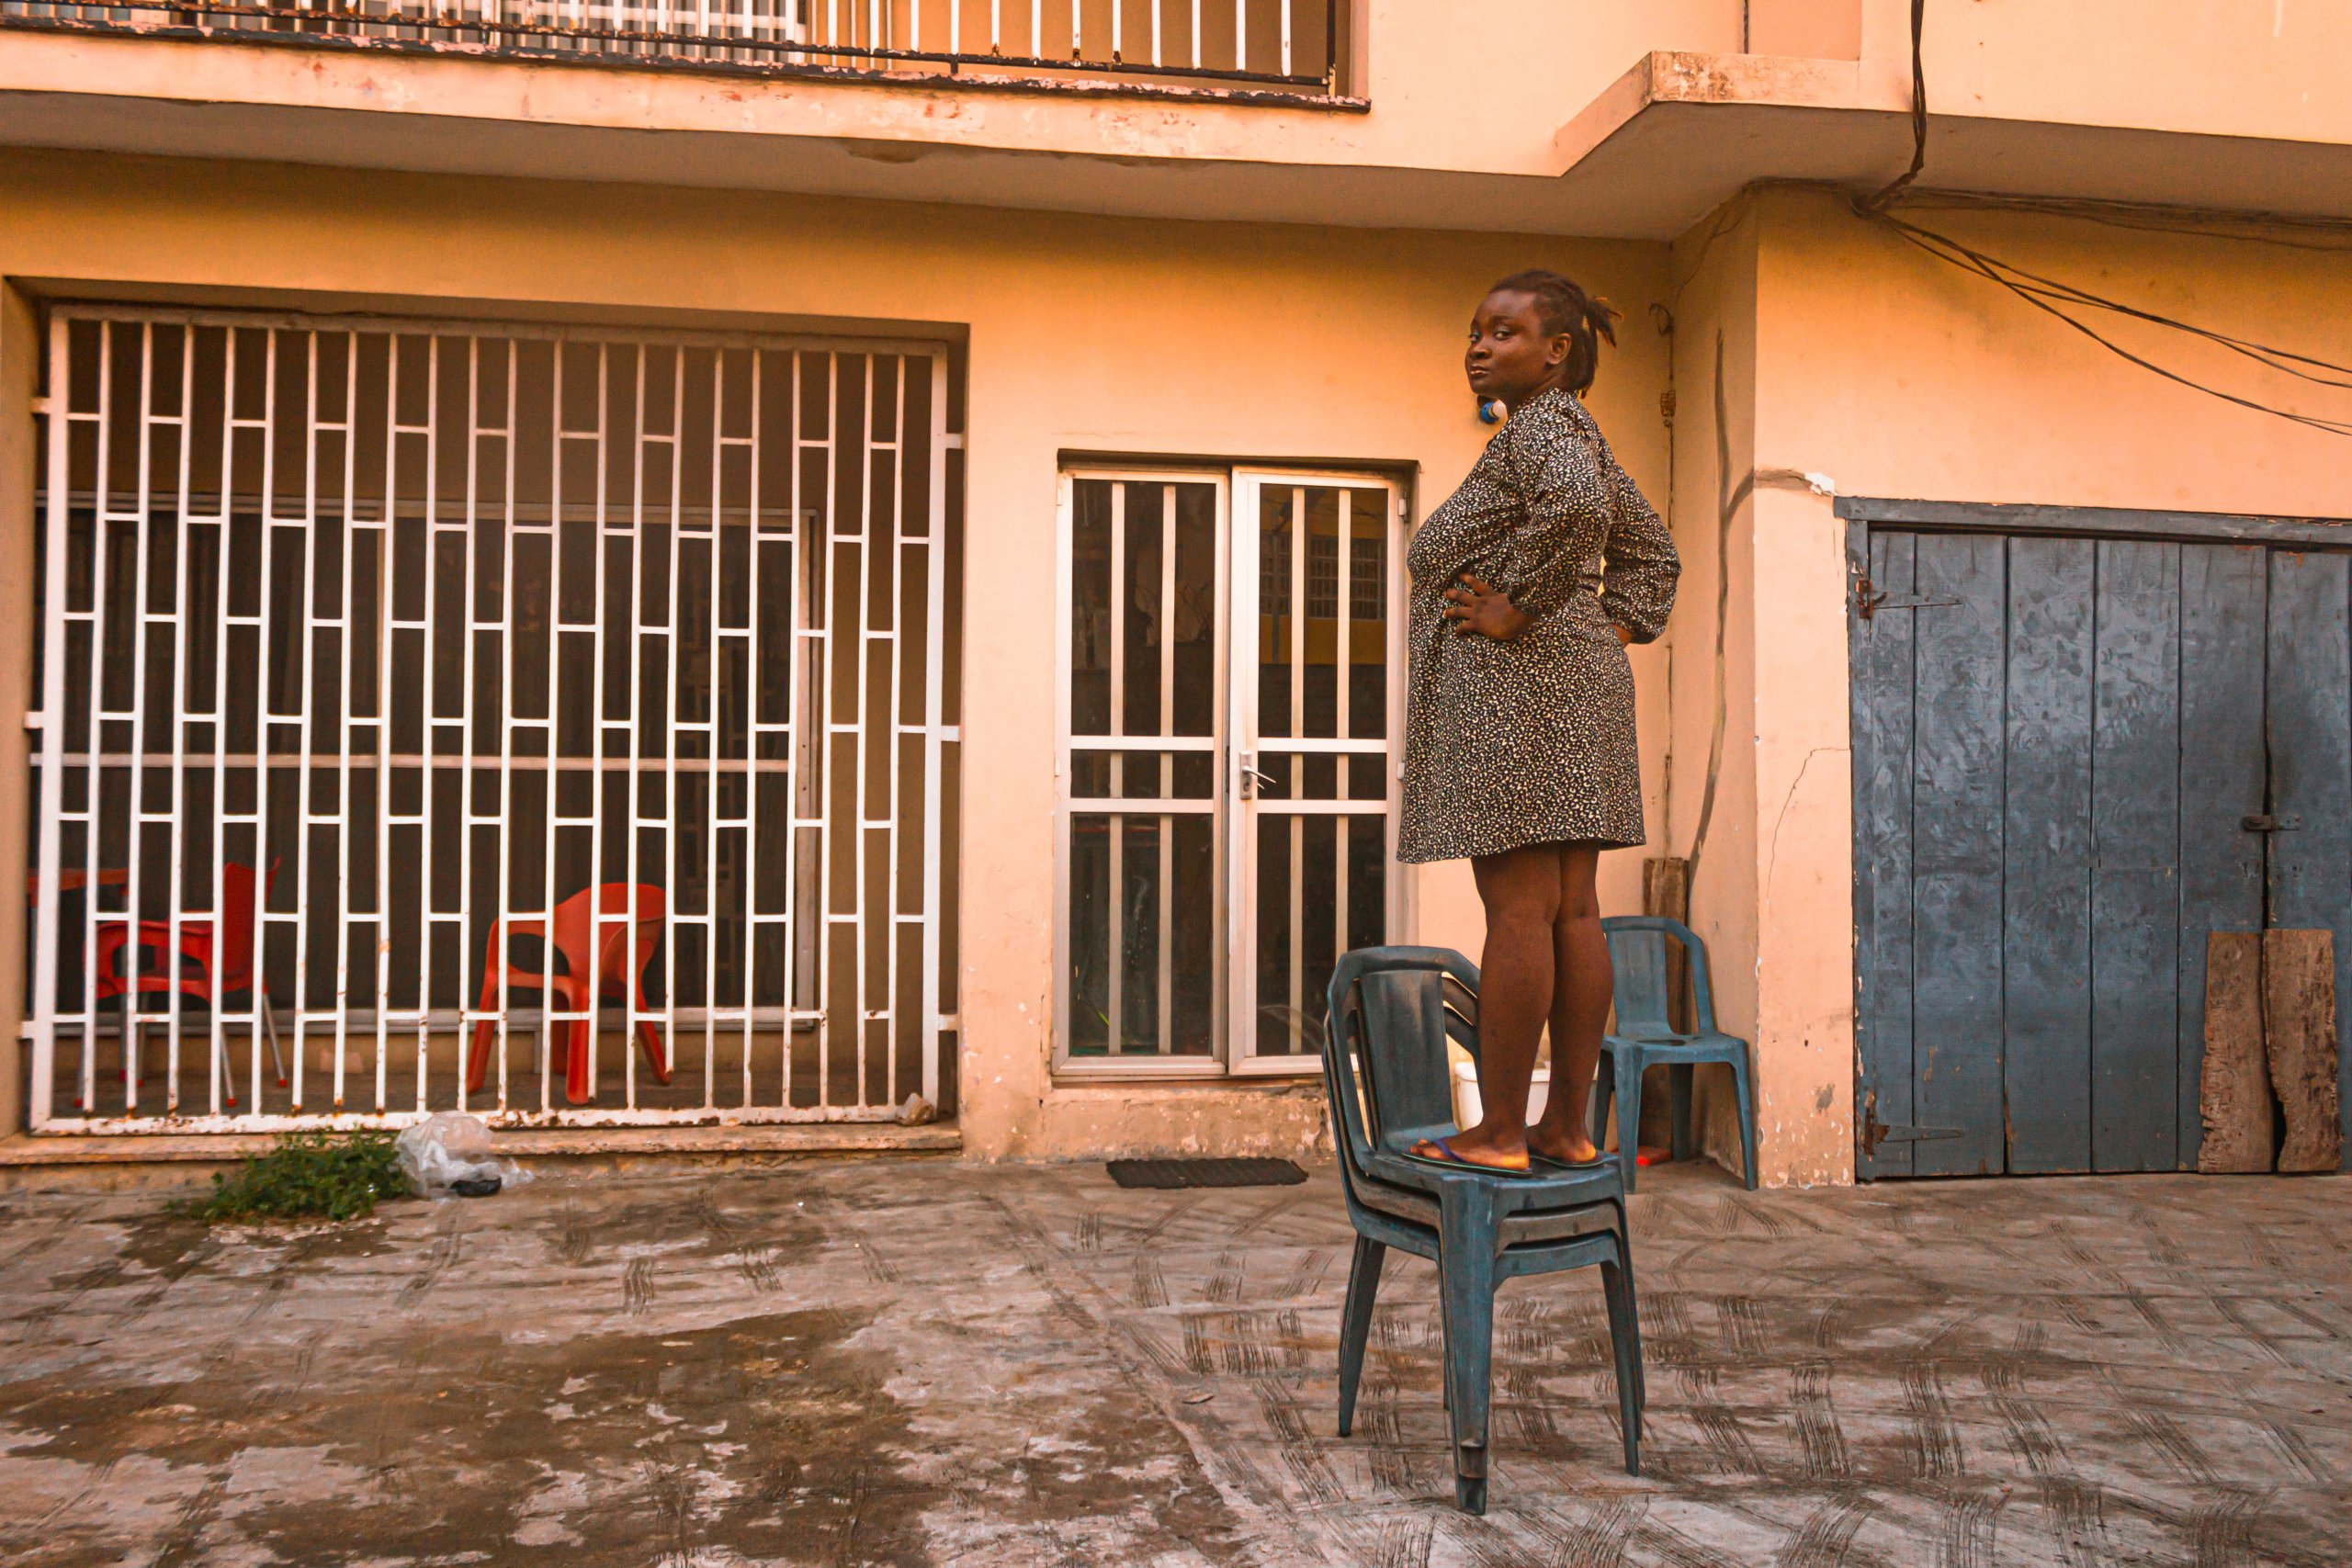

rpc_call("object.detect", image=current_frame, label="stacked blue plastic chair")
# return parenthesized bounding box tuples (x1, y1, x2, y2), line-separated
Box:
(1591, 916, 1758, 1192)
(1322, 945, 1644, 1514)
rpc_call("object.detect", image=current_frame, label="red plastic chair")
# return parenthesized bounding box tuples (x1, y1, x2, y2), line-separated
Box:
(467, 884, 671, 1105)
(94, 860, 286, 1102)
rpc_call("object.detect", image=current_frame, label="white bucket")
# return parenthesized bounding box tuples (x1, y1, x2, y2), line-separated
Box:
(1451, 1060, 1549, 1131)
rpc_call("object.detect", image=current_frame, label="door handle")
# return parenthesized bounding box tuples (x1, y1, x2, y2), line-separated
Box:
(2243, 815, 2303, 832)
(1237, 752, 1276, 800)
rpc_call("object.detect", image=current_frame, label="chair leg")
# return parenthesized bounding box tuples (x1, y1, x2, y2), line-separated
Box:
(565, 1014, 594, 1105)
(1615, 1047, 1644, 1194)
(260, 991, 288, 1089)
(1733, 1050, 1759, 1191)
(1336, 1235, 1385, 1438)
(467, 924, 508, 1095)
(1600, 1252, 1643, 1476)
(1435, 1182, 1498, 1515)
(1589, 1045, 1613, 1150)
(1668, 1062, 1696, 1163)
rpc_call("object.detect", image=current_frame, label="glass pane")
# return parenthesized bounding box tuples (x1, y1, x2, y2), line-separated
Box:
(1121, 482, 1164, 737)
(1070, 479, 1113, 735)
(1067, 810, 1215, 1056)
(1344, 489, 1390, 740)
(1258, 486, 1295, 739)
(1171, 485, 1218, 737)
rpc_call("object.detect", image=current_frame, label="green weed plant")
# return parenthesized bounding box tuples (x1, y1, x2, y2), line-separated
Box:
(177, 1130, 409, 1223)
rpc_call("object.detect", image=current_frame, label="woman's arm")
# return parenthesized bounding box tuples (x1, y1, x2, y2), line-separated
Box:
(1597, 463, 1679, 644)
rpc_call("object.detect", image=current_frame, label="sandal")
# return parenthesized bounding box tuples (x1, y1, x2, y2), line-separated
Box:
(1402, 1135, 1543, 1179)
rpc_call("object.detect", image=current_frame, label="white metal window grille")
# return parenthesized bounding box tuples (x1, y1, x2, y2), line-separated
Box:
(28, 305, 961, 1132)
(1054, 468, 1398, 1075)
(1235, 478, 1396, 1065)
(0, 0, 1348, 93)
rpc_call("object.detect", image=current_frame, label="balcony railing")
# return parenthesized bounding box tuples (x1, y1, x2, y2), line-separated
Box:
(0, 0, 1351, 96)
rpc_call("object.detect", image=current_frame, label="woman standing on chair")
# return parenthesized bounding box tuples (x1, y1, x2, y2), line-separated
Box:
(1397, 269, 1679, 1176)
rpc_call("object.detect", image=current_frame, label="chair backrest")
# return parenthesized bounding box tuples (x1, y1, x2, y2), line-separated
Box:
(215, 860, 277, 981)
(1322, 946, 1481, 1180)
(1600, 915, 1717, 1037)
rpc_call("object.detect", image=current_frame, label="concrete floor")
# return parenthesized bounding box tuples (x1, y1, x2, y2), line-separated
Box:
(1, 1158, 2349, 1566)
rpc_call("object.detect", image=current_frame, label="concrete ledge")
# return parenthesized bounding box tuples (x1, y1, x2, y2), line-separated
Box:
(0, 1122, 962, 1190)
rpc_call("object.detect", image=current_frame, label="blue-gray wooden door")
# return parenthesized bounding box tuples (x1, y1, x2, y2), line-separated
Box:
(1849, 526, 2321, 1178)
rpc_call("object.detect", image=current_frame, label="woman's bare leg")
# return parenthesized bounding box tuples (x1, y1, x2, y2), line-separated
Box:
(1412, 843, 1563, 1168)
(1529, 843, 1609, 1165)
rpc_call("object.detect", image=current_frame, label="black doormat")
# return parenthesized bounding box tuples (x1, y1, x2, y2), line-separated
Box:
(1106, 1157, 1308, 1190)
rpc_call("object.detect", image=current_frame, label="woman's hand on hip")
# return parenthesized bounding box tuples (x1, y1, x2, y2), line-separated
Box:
(1442, 575, 1533, 641)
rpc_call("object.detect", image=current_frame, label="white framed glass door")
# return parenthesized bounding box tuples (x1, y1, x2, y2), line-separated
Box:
(1054, 467, 1403, 1076)
(1228, 473, 1404, 1072)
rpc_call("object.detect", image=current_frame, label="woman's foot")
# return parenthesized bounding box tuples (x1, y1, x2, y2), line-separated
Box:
(1406, 1129, 1533, 1175)
(1527, 1122, 1604, 1168)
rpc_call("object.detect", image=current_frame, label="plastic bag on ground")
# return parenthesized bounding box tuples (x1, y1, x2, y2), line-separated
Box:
(396, 1111, 533, 1200)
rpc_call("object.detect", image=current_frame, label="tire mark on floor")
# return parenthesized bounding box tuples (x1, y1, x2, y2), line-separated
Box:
(1642, 1291, 1703, 1366)
(2041, 1479, 2109, 1568)
(2120, 1406, 2216, 1485)
(624, 1256, 656, 1316)
(1252, 1375, 1345, 1506)
(1207, 1244, 1247, 1304)
(2256, 1418, 2328, 1483)
(2210, 1294, 2297, 1367)
(1363, 1512, 1433, 1568)
(1679, 1364, 1765, 1477)
(1278, 1247, 1335, 1302)
(2188, 1486, 2263, 1568)
(1502, 1360, 1578, 1461)
(1130, 1252, 1169, 1310)
(395, 1204, 465, 1308)
(1792, 1360, 1851, 1480)
(1776, 1487, 1873, 1568)
(1900, 1354, 1963, 1480)
(1936, 1491, 2002, 1568)
(1363, 1370, 1416, 1497)
(2119, 1289, 2187, 1351)
(690, 1190, 778, 1294)
(1715, 1292, 1769, 1359)
(148, 1472, 228, 1568)
(1978, 1336, 2063, 1478)
(1125, 1194, 1203, 1250)
(855, 1239, 898, 1286)
(1537, 1497, 1645, 1568)
(554, 1201, 594, 1266)
(1070, 1211, 1102, 1254)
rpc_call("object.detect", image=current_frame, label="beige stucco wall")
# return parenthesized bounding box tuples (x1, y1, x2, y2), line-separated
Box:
(0, 149, 1686, 1156)
(1673, 185, 2352, 1187)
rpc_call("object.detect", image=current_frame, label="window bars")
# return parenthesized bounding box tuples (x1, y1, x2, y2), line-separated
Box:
(0, 0, 1347, 93)
(29, 306, 960, 1131)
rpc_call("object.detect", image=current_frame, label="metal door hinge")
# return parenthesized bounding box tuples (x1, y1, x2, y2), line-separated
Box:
(2242, 814, 2302, 832)
(1852, 571, 1958, 620)
(1860, 1111, 1963, 1159)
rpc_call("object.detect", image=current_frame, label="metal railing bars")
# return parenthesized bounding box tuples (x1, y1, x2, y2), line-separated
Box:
(0, 0, 1344, 89)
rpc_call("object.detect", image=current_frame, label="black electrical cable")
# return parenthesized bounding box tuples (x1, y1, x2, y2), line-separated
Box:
(1870, 210, 2352, 438)
(1858, 0, 1928, 214)
(1837, 0, 2352, 437)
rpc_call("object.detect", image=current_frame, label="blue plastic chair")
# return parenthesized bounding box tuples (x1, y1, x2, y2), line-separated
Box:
(1323, 946, 1644, 1513)
(1593, 916, 1758, 1192)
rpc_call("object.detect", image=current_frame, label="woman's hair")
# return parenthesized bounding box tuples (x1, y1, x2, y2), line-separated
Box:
(1487, 269, 1621, 395)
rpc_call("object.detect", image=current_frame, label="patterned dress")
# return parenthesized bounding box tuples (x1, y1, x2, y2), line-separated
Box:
(1396, 387, 1679, 863)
